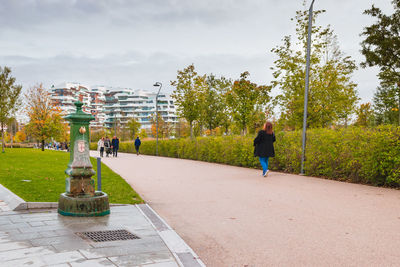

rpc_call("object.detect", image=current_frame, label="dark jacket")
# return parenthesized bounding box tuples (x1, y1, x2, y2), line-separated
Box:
(253, 130, 275, 157)
(134, 138, 141, 147)
(111, 138, 119, 149)
(104, 139, 111, 148)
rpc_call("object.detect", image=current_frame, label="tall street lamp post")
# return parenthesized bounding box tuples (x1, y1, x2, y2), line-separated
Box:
(153, 82, 162, 156)
(301, 0, 315, 175)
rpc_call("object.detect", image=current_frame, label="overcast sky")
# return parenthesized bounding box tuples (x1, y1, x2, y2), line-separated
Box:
(0, 0, 394, 102)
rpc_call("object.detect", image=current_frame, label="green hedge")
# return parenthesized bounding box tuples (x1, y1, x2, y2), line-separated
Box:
(91, 126, 400, 187)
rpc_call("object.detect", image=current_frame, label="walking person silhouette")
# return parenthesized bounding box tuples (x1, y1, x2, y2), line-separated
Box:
(253, 121, 275, 177)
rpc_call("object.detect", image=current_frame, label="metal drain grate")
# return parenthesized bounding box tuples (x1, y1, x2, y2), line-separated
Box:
(78, 229, 140, 242)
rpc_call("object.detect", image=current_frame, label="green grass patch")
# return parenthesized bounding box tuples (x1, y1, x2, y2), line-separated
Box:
(0, 148, 143, 204)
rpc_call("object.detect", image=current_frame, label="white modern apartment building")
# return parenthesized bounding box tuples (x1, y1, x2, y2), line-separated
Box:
(89, 86, 107, 128)
(49, 83, 178, 130)
(50, 82, 91, 115)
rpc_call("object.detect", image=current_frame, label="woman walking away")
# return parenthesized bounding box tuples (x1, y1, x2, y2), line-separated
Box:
(254, 121, 275, 177)
(97, 137, 105, 157)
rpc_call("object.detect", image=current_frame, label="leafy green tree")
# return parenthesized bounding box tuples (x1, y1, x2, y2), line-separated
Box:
(139, 128, 148, 138)
(361, 0, 400, 124)
(199, 74, 232, 133)
(24, 84, 64, 151)
(373, 84, 399, 124)
(354, 102, 375, 127)
(271, 9, 358, 129)
(171, 64, 203, 138)
(226, 71, 271, 135)
(0, 66, 22, 153)
(126, 118, 141, 139)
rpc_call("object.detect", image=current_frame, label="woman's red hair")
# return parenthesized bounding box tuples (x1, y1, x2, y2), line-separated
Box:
(263, 121, 273, 134)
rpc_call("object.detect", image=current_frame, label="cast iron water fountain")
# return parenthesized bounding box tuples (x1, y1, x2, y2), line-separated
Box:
(58, 101, 110, 216)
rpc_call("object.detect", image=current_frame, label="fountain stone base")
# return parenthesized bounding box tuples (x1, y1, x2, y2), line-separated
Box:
(58, 191, 110, 217)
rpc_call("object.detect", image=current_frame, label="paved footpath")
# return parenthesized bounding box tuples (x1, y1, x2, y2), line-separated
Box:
(0, 186, 204, 266)
(93, 151, 400, 267)
(0, 205, 182, 266)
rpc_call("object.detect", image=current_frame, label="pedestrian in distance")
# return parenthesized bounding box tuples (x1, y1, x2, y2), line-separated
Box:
(97, 137, 105, 157)
(104, 136, 111, 157)
(111, 136, 119, 157)
(134, 136, 141, 156)
(253, 121, 275, 177)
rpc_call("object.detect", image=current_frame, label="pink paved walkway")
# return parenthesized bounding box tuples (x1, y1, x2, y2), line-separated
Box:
(91, 151, 400, 267)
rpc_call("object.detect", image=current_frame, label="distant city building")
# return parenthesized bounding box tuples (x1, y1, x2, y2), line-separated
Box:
(50, 82, 91, 115)
(89, 86, 107, 129)
(49, 83, 178, 131)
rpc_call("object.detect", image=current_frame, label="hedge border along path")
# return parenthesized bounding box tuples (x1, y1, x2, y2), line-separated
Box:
(90, 125, 400, 187)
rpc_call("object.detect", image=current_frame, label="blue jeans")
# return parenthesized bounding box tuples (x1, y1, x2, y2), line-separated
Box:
(259, 157, 269, 174)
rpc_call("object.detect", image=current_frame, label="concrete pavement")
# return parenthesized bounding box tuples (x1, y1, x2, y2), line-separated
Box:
(94, 151, 400, 267)
(0, 188, 204, 266)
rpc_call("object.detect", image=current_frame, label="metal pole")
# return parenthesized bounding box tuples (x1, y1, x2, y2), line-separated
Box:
(154, 82, 162, 156)
(97, 157, 101, 191)
(114, 113, 117, 136)
(300, 0, 315, 175)
(397, 82, 400, 126)
(156, 95, 159, 156)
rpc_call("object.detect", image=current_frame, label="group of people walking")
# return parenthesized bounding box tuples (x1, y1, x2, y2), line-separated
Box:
(94, 123, 274, 177)
(97, 136, 142, 157)
(97, 136, 120, 157)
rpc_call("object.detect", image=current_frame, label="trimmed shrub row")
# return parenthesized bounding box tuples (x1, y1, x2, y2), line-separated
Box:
(3, 143, 34, 148)
(90, 126, 400, 187)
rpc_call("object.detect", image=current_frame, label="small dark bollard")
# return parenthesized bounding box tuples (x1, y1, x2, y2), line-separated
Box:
(97, 157, 101, 191)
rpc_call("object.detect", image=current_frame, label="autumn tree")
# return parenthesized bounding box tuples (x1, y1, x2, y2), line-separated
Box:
(126, 118, 141, 140)
(7, 117, 18, 148)
(150, 113, 172, 139)
(171, 64, 203, 138)
(139, 128, 148, 138)
(354, 102, 375, 127)
(226, 71, 271, 135)
(174, 118, 190, 138)
(361, 0, 400, 124)
(15, 129, 26, 143)
(0, 66, 22, 153)
(271, 9, 358, 129)
(24, 84, 64, 151)
(373, 84, 399, 125)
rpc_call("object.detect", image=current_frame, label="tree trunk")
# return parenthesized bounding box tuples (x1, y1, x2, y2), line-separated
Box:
(1, 124, 4, 153)
(398, 82, 400, 126)
(41, 139, 45, 151)
(190, 121, 193, 139)
(398, 86, 400, 126)
(242, 121, 247, 136)
(10, 132, 13, 148)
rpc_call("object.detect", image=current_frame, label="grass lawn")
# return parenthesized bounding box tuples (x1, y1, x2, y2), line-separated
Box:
(0, 148, 143, 204)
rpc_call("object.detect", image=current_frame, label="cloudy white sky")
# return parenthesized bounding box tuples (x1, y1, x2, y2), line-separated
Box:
(0, 0, 394, 102)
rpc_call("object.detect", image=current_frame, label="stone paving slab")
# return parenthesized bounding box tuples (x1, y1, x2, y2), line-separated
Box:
(0, 205, 184, 266)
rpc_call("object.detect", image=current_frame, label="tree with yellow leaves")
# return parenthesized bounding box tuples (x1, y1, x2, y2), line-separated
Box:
(24, 84, 65, 151)
(15, 130, 26, 143)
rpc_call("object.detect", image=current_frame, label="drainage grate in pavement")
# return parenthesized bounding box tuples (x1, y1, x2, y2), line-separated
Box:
(77, 229, 140, 242)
